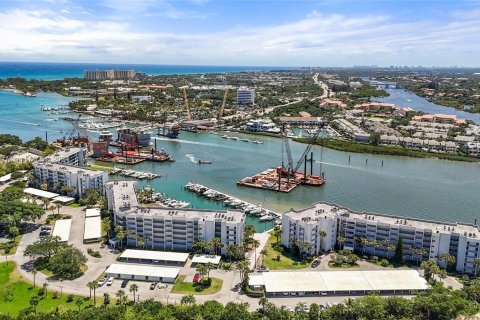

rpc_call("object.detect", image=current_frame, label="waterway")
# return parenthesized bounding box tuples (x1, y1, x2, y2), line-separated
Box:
(0, 90, 479, 232)
(373, 87, 480, 124)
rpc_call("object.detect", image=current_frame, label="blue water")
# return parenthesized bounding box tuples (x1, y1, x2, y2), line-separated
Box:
(0, 62, 296, 80)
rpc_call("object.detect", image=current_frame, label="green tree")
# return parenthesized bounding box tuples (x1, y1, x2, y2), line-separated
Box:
(273, 225, 282, 246)
(32, 269, 37, 287)
(196, 263, 208, 280)
(116, 290, 128, 310)
(394, 237, 404, 262)
(181, 294, 196, 305)
(337, 236, 346, 250)
(319, 230, 327, 253)
(75, 297, 84, 311)
(129, 283, 139, 303)
(29, 294, 39, 314)
(42, 282, 49, 298)
(103, 292, 110, 305)
(48, 246, 88, 280)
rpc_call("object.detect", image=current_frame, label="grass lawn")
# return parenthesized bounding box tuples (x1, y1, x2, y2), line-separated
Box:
(328, 261, 360, 269)
(68, 203, 81, 208)
(171, 275, 222, 295)
(88, 164, 113, 172)
(0, 262, 95, 316)
(263, 234, 309, 270)
(0, 234, 23, 256)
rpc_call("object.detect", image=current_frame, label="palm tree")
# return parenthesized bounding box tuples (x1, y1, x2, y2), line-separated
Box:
(129, 283, 139, 303)
(273, 225, 282, 245)
(206, 262, 214, 279)
(337, 236, 346, 250)
(258, 296, 269, 313)
(42, 282, 49, 298)
(42, 197, 50, 210)
(116, 290, 128, 309)
(103, 292, 110, 305)
(211, 237, 222, 255)
(387, 243, 396, 259)
(30, 295, 39, 314)
(32, 269, 37, 287)
(226, 244, 236, 262)
(181, 294, 196, 305)
(75, 297, 84, 311)
(260, 249, 268, 265)
(196, 263, 208, 281)
(319, 230, 327, 253)
(56, 203, 62, 215)
(87, 281, 95, 299)
(252, 239, 260, 268)
(91, 282, 99, 305)
(135, 235, 145, 249)
(237, 260, 250, 284)
(296, 301, 306, 313)
(473, 258, 480, 277)
(192, 240, 207, 254)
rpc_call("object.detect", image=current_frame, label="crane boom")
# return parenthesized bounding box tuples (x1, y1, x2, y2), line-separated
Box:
(283, 131, 294, 172)
(182, 87, 192, 121)
(293, 128, 322, 173)
(218, 89, 228, 119)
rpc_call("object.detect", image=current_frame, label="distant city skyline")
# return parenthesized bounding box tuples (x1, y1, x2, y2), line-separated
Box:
(0, 0, 479, 67)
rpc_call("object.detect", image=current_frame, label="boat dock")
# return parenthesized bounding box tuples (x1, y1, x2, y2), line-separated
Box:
(110, 168, 160, 180)
(184, 183, 280, 221)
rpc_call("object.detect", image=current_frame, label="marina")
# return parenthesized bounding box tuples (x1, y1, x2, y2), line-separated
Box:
(110, 168, 160, 180)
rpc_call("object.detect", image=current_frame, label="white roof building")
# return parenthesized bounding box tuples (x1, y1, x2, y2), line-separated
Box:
(52, 196, 75, 205)
(24, 188, 59, 199)
(105, 263, 180, 282)
(119, 249, 189, 265)
(52, 219, 72, 242)
(85, 208, 101, 218)
(84, 216, 102, 243)
(191, 254, 221, 266)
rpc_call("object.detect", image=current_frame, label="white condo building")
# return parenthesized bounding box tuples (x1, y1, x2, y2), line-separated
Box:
(283, 203, 480, 274)
(105, 181, 245, 253)
(33, 163, 108, 198)
(237, 87, 255, 105)
(44, 147, 87, 167)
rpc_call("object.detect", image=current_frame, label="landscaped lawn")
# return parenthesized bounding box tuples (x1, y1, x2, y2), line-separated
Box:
(263, 234, 309, 270)
(0, 234, 23, 256)
(68, 203, 81, 208)
(327, 261, 360, 269)
(171, 275, 222, 295)
(0, 262, 95, 316)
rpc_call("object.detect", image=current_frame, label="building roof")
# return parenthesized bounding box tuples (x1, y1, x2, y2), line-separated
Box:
(0, 173, 12, 183)
(191, 254, 222, 265)
(52, 219, 72, 242)
(24, 188, 59, 199)
(52, 196, 75, 204)
(85, 208, 101, 217)
(105, 263, 180, 279)
(84, 216, 101, 241)
(34, 162, 105, 176)
(253, 270, 428, 293)
(120, 249, 189, 263)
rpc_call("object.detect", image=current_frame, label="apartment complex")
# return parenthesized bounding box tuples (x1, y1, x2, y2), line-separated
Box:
(237, 87, 255, 105)
(44, 148, 87, 167)
(84, 69, 136, 80)
(105, 181, 245, 253)
(33, 162, 108, 198)
(283, 203, 480, 274)
(379, 135, 457, 153)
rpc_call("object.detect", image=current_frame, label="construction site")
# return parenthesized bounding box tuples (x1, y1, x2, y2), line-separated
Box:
(237, 127, 326, 193)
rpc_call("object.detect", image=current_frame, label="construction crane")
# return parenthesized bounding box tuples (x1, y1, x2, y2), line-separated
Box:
(218, 89, 228, 120)
(182, 87, 192, 121)
(65, 115, 114, 158)
(278, 125, 322, 176)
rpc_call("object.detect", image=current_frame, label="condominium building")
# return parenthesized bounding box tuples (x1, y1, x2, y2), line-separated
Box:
(105, 181, 245, 252)
(33, 163, 108, 198)
(84, 70, 136, 80)
(237, 87, 255, 105)
(44, 148, 87, 167)
(283, 203, 480, 274)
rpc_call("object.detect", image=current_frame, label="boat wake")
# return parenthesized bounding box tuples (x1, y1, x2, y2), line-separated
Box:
(185, 154, 198, 163)
(0, 119, 41, 126)
(153, 137, 242, 151)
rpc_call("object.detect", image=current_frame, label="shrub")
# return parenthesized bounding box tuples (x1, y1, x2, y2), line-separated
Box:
(87, 248, 102, 258)
(53, 292, 59, 299)
(372, 256, 379, 262)
(67, 294, 74, 302)
(38, 288, 45, 297)
(380, 259, 390, 267)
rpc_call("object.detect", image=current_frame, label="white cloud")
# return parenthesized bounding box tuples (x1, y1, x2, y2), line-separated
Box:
(0, 7, 479, 66)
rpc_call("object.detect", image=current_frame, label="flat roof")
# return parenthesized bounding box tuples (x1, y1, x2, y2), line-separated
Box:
(191, 254, 221, 265)
(105, 263, 180, 279)
(52, 219, 72, 242)
(53, 196, 75, 204)
(85, 208, 101, 217)
(24, 188, 59, 199)
(0, 173, 12, 183)
(120, 249, 189, 263)
(253, 270, 428, 293)
(84, 216, 101, 241)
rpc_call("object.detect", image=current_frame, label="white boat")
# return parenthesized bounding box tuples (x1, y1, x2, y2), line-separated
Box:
(252, 140, 263, 144)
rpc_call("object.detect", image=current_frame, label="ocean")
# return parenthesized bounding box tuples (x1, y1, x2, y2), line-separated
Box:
(0, 62, 296, 80)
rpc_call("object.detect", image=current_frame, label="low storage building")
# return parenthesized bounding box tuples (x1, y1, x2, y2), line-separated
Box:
(119, 249, 189, 266)
(191, 254, 221, 267)
(52, 219, 72, 243)
(249, 270, 428, 296)
(105, 263, 180, 282)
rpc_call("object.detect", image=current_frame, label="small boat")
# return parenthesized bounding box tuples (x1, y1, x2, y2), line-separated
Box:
(198, 160, 212, 164)
(221, 135, 228, 139)
(230, 137, 239, 141)
(252, 140, 263, 144)
(240, 138, 250, 142)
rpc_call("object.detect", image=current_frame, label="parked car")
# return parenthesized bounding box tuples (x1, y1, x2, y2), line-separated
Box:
(98, 276, 108, 287)
(303, 305, 310, 312)
(106, 277, 114, 286)
(311, 260, 320, 268)
(150, 282, 157, 290)
(121, 279, 129, 288)
(41, 225, 52, 231)
(320, 291, 327, 296)
(193, 273, 200, 282)
(257, 265, 269, 272)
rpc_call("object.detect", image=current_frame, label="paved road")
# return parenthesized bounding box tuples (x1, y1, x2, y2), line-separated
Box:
(312, 73, 330, 100)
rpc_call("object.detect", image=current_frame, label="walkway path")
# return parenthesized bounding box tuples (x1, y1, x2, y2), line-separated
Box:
(249, 232, 270, 269)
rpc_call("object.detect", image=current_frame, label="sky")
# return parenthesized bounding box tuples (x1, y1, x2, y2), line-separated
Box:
(0, 0, 479, 67)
